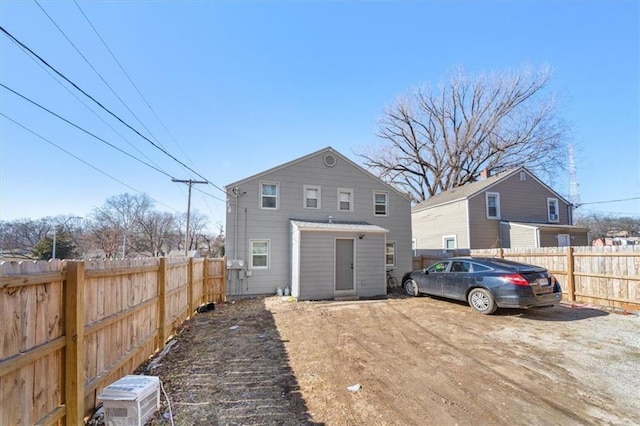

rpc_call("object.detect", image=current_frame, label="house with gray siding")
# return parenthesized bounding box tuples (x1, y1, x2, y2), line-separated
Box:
(412, 167, 588, 251)
(225, 147, 412, 300)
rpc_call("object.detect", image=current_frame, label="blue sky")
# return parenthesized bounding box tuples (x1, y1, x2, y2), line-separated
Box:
(1, 0, 638, 230)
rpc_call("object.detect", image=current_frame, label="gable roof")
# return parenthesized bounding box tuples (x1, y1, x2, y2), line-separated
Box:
(413, 167, 569, 212)
(225, 146, 410, 200)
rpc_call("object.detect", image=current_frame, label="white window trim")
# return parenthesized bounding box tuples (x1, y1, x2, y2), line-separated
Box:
(373, 191, 388, 216)
(485, 192, 501, 219)
(385, 241, 396, 267)
(547, 197, 559, 223)
(260, 182, 279, 210)
(250, 239, 270, 269)
(443, 235, 457, 250)
(337, 187, 354, 212)
(303, 184, 321, 209)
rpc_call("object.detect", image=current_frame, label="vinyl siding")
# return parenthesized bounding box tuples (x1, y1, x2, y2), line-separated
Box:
(226, 149, 412, 297)
(471, 171, 571, 224)
(468, 171, 571, 248)
(411, 199, 469, 249)
(467, 194, 501, 249)
(501, 223, 537, 248)
(296, 232, 385, 300)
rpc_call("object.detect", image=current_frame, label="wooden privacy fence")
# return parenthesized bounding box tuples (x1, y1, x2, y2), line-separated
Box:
(415, 246, 639, 311)
(0, 257, 226, 426)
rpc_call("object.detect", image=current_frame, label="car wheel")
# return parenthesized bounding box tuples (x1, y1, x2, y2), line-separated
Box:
(467, 288, 497, 315)
(404, 279, 419, 297)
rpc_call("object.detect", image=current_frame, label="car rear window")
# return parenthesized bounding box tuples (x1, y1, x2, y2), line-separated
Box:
(470, 263, 491, 272)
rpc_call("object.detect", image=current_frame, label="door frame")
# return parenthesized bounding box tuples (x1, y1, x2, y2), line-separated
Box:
(334, 237, 356, 296)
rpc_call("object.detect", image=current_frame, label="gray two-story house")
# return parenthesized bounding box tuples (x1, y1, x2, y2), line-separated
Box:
(412, 167, 589, 250)
(225, 147, 412, 300)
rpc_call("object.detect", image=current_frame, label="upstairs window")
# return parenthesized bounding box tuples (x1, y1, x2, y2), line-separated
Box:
(261, 182, 278, 209)
(304, 185, 321, 209)
(486, 192, 501, 219)
(374, 191, 388, 216)
(338, 188, 354, 212)
(548, 198, 559, 222)
(385, 241, 396, 266)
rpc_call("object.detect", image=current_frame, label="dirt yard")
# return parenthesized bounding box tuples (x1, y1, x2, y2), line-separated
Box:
(142, 293, 640, 425)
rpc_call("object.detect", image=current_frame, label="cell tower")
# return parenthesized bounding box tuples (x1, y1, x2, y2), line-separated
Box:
(568, 144, 581, 208)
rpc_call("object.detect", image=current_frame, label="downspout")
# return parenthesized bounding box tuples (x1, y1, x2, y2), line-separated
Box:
(535, 227, 541, 248)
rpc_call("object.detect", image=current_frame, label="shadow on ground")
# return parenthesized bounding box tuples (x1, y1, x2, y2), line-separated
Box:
(388, 289, 610, 321)
(140, 298, 323, 425)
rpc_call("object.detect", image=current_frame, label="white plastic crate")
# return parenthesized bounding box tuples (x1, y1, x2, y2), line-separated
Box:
(97, 375, 160, 426)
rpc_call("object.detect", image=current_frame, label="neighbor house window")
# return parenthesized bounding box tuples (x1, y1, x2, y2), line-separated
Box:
(304, 185, 321, 209)
(486, 192, 501, 219)
(338, 188, 354, 211)
(547, 198, 559, 222)
(443, 235, 457, 250)
(385, 241, 396, 266)
(374, 191, 388, 216)
(251, 240, 269, 269)
(261, 182, 278, 209)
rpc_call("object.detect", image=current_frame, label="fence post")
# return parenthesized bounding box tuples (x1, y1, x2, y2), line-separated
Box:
(65, 261, 85, 426)
(187, 257, 194, 318)
(203, 258, 210, 302)
(157, 257, 167, 348)
(498, 248, 504, 258)
(566, 247, 575, 301)
(222, 257, 227, 302)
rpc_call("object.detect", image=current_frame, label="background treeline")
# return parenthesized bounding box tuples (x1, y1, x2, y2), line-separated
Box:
(0, 193, 224, 260)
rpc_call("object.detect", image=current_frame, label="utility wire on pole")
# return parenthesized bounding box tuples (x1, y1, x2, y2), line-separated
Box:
(172, 179, 208, 256)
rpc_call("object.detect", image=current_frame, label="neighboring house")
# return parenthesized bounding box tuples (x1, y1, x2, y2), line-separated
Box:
(225, 147, 412, 300)
(592, 237, 639, 246)
(412, 167, 589, 250)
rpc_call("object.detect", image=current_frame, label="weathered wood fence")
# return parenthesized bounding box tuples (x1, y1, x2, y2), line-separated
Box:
(0, 257, 226, 425)
(414, 246, 639, 311)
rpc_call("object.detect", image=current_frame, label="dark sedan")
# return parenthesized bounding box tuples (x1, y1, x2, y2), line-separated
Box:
(402, 257, 562, 314)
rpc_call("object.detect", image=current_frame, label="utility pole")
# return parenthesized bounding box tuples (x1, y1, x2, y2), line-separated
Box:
(172, 179, 208, 256)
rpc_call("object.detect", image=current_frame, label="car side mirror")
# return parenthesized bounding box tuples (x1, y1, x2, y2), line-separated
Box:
(422, 269, 429, 274)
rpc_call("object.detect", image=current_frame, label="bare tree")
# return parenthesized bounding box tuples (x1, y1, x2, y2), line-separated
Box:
(183, 210, 209, 252)
(89, 193, 154, 258)
(358, 66, 569, 202)
(136, 211, 177, 256)
(201, 224, 225, 257)
(575, 213, 640, 241)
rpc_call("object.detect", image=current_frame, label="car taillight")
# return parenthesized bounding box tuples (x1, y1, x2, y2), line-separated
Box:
(501, 274, 530, 286)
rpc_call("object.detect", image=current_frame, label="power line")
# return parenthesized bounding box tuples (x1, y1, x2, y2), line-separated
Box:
(0, 25, 228, 195)
(580, 196, 640, 206)
(33, 0, 167, 155)
(1, 83, 175, 179)
(1, 112, 180, 213)
(72, 0, 199, 171)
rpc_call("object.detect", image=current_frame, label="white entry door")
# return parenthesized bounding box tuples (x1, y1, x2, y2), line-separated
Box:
(558, 234, 571, 247)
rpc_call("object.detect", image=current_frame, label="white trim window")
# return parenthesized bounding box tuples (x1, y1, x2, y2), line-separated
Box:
(374, 191, 388, 216)
(338, 188, 354, 212)
(443, 235, 457, 250)
(304, 185, 321, 209)
(260, 182, 278, 209)
(547, 198, 559, 222)
(385, 241, 396, 266)
(250, 240, 269, 269)
(486, 192, 501, 219)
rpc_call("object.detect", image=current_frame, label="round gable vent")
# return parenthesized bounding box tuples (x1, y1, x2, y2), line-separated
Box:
(323, 153, 336, 167)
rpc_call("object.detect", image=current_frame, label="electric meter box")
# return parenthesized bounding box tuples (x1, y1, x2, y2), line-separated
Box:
(97, 375, 160, 426)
